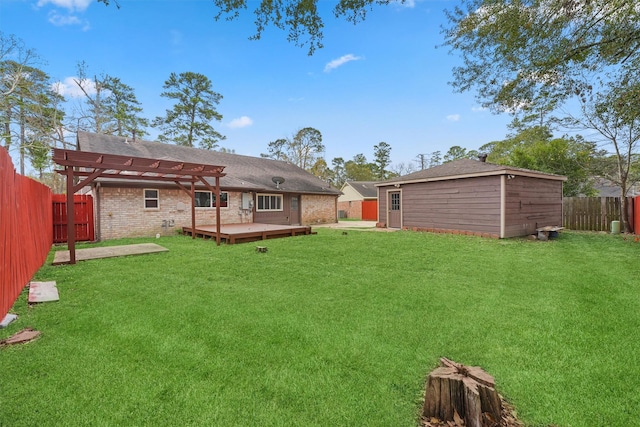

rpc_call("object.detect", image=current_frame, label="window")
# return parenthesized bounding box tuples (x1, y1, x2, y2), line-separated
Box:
(390, 192, 400, 211)
(194, 191, 228, 208)
(257, 193, 283, 211)
(144, 189, 159, 209)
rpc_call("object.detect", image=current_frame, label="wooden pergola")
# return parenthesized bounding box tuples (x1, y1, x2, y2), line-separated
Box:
(53, 148, 226, 264)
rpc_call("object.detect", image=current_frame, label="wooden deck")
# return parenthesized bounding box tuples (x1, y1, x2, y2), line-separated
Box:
(182, 223, 313, 244)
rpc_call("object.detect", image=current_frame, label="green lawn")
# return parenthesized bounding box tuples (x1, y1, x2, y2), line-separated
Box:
(1, 230, 639, 426)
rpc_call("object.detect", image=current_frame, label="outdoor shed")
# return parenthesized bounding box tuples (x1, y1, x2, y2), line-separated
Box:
(337, 181, 378, 220)
(75, 132, 341, 240)
(376, 158, 566, 238)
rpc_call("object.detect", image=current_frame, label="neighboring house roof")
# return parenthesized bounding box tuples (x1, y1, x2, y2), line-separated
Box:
(376, 158, 567, 186)
(339, 181, 378, 199)
(590, 177, 639, 197)
(77, 131, 340, 195)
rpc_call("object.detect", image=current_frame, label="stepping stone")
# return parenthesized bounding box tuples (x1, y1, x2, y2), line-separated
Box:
(28, 281, 59, 303)
(0, 313, 18, 329)
(0, 328, 41, 346)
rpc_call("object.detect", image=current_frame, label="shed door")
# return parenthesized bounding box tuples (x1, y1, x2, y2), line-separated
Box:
(388, 191, 402, 228)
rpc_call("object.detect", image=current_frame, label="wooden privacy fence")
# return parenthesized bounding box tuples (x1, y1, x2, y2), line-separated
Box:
(0, 147, 53, 320)
(361, 200, 378, 221)
(563, 197, 634, 232)
(52, 194, 95, 243)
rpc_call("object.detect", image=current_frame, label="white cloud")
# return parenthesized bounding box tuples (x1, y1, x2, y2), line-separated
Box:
(228, 116, 253, 129)
(47, 11, 89, 29)
(324, 54, 363, 72)
(37, 0, 92, 12)
(446, 114, 461, 122)
(471, 106, 487, 112)
(52, 77, 96, 98)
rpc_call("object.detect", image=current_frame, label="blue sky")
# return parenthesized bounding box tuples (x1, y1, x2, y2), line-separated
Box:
(1, 0, 514, 172)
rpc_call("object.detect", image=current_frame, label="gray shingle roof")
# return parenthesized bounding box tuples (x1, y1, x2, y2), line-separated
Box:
(342, 181, 379, 198)
(377, 158, 566, 186)
(77, 132, 340, 195)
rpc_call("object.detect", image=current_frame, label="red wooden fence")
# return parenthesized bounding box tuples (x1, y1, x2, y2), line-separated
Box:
(362, 200, 378, 221)
(0, 147, 53, 320)
(52, 194, 95, 243)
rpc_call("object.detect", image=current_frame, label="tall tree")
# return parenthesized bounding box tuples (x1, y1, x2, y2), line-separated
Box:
(0, 60, 63, 175)
(0, 33, 42, 151)
(261, 138, 289, 161)
(73, 62, 112, 134)
(443, 145, 468, 163)
(289, 127, 324, 170)
(373, 141, 392, 179)
(330, 157, 347, 187)
(153, 71, 225, 149)
(101, 76, 149, 138)
(390, 161, 416, 177)
(480, 125, 599, 197)
(444, 0, 640, 116)
(563, 72, 640, 231)
(72, 63, 149, 138)
(0, 32, 40, 99)
(261, 127, 325, 171)
(344, 153, 376, 181)
(309, 158, 332, 182)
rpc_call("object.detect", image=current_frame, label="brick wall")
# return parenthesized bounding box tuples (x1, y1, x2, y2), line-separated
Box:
(301, 194, 338, 225)
(337, 200, 362, 219)
(97, 187, 252, 240)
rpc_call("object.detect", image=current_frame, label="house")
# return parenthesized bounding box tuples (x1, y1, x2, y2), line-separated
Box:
(375, 158, 567, 238)
(337, 181, 378, 221)
(76, 132, 341, 240)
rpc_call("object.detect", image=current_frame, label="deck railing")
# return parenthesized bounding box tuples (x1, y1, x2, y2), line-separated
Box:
(0, 147, 53, 320)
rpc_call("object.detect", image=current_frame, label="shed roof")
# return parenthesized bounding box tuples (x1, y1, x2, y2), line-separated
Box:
(376, 158, 566, 186)
(340, 181, 379, 199)
(77, 131, 340, 195)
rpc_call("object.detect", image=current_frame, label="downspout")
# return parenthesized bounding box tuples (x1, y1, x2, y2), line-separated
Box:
(500, 175, 506, 238)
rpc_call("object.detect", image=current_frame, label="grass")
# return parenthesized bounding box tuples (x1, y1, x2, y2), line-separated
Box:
(1, 229, 639, 426)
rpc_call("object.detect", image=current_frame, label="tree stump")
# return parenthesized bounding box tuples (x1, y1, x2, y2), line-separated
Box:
(423, 358, 502, 427)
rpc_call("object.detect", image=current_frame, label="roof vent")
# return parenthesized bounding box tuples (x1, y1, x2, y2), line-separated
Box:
(478, 153, 487, 162)
(272, 176, 285, 189)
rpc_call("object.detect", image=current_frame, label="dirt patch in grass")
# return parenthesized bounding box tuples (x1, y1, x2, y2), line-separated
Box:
(419, 397, 526, 427)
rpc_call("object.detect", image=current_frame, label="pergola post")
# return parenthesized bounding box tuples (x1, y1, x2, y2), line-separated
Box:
(191, 181, 196, 240)
(215, 176, 221, 246)
(65, 166, 76, 265)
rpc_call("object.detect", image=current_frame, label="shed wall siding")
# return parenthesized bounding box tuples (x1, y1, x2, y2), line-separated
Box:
(399, 176, 501, 233)
(504, 177, 563, 237)
(97, 187, 248, 240)
(377, 188, 388, 226)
